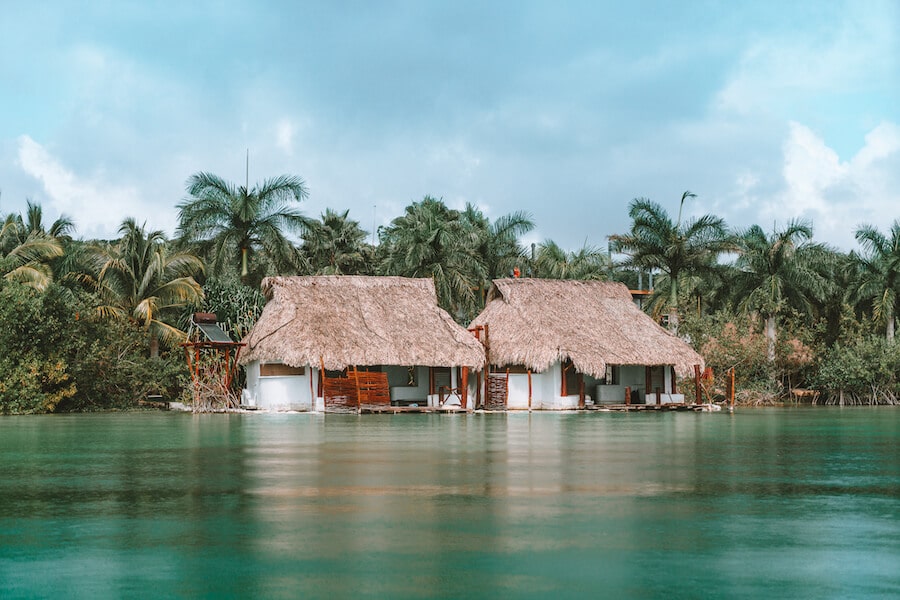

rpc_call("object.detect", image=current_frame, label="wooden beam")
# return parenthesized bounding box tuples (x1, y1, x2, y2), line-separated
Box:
(625, 386, 631, 406)
(353, 366, 361, 411)
(730, 367, 736, 408)
(578, 374, 585, 409)
(461, 367, 469, 409)
(694, 364, 702, 405)
(527, 369, 532, 410)
(645, 366, 651, 402)
(671, 366, 677, 394)
(483, 324, 491, 408)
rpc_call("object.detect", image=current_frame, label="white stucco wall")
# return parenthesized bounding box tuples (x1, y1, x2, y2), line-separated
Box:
(499, 362, 582, 410)
(594, 365, 678, 404)
(244, 361, 315, 411)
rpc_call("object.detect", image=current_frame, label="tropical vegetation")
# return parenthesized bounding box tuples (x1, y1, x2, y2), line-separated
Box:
(176, 172, 309, 287)
(2, 178, 900, 413)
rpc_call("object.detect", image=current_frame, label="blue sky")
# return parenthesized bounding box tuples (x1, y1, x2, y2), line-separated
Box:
(2, 0, 898, 250)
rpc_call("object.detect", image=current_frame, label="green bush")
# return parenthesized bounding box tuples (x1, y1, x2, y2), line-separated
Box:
(186, 277, 265, 341)
(0, 280, 191, 413)
(0, 282, 77, 413)
(811, 337, 900, 405)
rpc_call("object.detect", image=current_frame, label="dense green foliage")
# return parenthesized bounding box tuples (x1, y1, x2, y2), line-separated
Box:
(190, 277, 266, 341)
(4, 180, 900, 411)
(811, 336, 900, 405)
(300, 208, 375, 275)
(851, 221, 900, 342)
(89, 219, 204, 357)
(610, 192, 733, 329)
(176, 172, 308, 287)
(0, 281, 186, 413)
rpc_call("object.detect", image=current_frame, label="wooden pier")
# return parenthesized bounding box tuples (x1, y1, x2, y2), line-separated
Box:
(357, 405, 469, 414)
(351, 403, 722, 414)
(584, 403, 721, 412)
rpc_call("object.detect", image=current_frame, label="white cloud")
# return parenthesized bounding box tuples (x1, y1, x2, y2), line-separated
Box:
(16, 135, 171, 239)
(275, 118, 296, 156)
(714, 5, 894, 117)
(760, 121, 900, 248)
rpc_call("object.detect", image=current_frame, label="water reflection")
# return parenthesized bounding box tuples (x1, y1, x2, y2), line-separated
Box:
(0, 409, 897, 598)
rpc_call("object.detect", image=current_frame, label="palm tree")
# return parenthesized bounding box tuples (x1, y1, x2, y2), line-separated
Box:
(378, 196, 486, 321)
(0, 201, 69, 291)
(609, 191, 732, 329)
(851, 221, 900, 342)
(531, 240, 610, 280)
(730, 220, 829, 361)
(90, 218, 204, 358)
(460, 203, 534, 297)
(300, 208, 374, 275)
(0, 230, 63, 291)
(176, 172, 309, 285)
(0, 200, 75, 245)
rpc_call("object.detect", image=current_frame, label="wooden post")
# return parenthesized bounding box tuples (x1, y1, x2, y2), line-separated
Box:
(475, 371, 482, 409)
(694, 364, 702, 405)
(645, 366, 651, 404)
(194, 346, 201, 403)
(505, 369, 510, 407)
(671, 366, 677, 394)
(224, 348, 232, 391)
(483, 324, 491, 408)
(527, 370, 532, 410)
(319, 356, 326, 403)
(578, 374, 585, 409)
(560, 361, 567, 397)
(730, 367, 736, 408)
(625, 386, 631, 406)
(471, 326, 483, 409)
(461, 367, 469, 409)
(353, 366, 361, 411)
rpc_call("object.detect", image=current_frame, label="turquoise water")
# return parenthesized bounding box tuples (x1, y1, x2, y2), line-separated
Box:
(0, 408, 897, 599)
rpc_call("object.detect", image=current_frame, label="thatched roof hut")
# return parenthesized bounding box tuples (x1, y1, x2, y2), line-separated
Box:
(239, 276, 485, 370)
(469, 278, 703, 378)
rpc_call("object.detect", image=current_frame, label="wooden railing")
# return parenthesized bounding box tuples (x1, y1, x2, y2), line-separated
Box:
(323, 369, 390, 412)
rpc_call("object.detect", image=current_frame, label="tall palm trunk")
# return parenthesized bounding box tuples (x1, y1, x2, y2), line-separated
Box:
(668, 279, 679, 331)
(149, 333, 160, 359)
(241, 246, 249, 277)
(765, 314, 776, 362)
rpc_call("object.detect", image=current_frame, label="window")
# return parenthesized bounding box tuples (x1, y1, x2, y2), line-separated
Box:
(603, 365, 620, 385)
(260, 363, 306, 377)
(430, 367, 452, 395)
(490, 364, 530, 374)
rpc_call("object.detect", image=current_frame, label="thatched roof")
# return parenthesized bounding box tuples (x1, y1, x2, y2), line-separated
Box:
(239, 276, 485, 370)
(469, 278, 703, 378)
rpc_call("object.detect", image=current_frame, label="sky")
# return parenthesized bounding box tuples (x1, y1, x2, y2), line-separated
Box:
(1, 0, 898, 251)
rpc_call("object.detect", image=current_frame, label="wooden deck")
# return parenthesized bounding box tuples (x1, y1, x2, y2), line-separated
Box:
(351, 403, 722, 414)
(584, 403, 722, 412)
(357, 405, 469, 414)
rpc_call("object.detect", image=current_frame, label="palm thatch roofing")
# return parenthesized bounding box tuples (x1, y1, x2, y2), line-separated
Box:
(469, 278, 703, 378)
(239, 276, 485, 370)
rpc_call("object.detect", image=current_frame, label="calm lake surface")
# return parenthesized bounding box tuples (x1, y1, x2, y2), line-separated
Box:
(0, 408, 897, 599)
